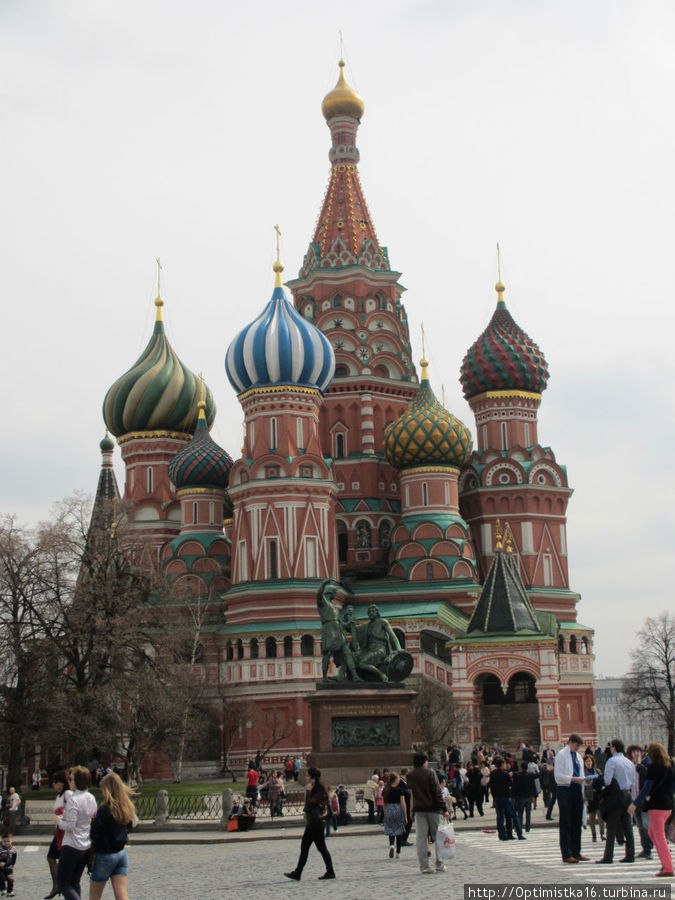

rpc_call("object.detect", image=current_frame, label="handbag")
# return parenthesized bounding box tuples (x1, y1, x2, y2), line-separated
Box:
(227, 817, 239, 832)
(435, 821, 456, 861)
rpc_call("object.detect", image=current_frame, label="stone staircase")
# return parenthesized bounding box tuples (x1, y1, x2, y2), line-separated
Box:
(480, 703, 540, 753)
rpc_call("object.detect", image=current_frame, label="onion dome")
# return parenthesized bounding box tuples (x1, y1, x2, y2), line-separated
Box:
(225, 258, 335, 395)
(460, 282, 549, 400)
(100, 430, 115, 452)
(384, 360, 473, 469)
(169, 399, 233, 490)
(103, 294, 216, 437)
(321, 59, 365, 121)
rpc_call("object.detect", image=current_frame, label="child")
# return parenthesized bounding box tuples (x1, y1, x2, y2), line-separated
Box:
(0, 832, 17, 896)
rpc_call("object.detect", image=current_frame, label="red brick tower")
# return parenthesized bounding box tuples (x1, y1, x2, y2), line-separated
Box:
(287, 61, 418, 577)
(458, 279, 596, 737)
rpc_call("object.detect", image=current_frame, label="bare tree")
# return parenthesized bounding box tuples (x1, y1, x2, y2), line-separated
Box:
(412, 680, 461, 753)
(621, 612, 675, 754)
(257, 708, 295, 769)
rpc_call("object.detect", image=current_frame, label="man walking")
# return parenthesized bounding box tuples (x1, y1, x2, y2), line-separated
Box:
(554, 733, 588, 863)
(406, 752, 450, 874)
(597, 738, 635, 864)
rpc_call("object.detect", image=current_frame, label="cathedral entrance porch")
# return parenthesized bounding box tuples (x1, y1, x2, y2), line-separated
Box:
(478, 672, 540, 751)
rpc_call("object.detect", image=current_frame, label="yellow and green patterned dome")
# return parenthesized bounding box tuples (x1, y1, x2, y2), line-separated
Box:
(384, 360, 473, 469)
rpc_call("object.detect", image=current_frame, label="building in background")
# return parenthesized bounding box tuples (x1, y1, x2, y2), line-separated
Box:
(594, 676, 665, 748)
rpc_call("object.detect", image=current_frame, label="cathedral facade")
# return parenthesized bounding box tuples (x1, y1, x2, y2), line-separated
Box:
(99, 61, 597, 773)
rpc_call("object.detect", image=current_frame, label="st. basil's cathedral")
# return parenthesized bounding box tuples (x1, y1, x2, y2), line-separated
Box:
(97, 61, 597, 773)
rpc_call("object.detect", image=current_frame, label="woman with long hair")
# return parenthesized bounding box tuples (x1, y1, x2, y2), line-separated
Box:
(629, 742, 673, 877)
(44, 770, 72, 899)
(382, 772, 408, 859)
(284, 767, 335, 882)
(89, 772, 137, 899)
(57, 765, 97, 900)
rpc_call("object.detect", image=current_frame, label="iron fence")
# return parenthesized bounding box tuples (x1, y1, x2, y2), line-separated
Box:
(134, 790, 369, 822)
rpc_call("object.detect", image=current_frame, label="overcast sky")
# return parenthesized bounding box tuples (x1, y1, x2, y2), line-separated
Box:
(2, 0, 673, 677)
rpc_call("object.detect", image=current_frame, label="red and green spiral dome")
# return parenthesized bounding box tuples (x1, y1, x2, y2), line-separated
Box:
(460, 283, 549, 400)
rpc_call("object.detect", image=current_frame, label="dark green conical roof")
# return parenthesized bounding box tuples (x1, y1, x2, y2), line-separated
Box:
(467, 542, 540, 635)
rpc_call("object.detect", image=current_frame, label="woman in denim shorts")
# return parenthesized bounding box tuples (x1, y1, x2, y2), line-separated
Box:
(89, 773, 136, 900)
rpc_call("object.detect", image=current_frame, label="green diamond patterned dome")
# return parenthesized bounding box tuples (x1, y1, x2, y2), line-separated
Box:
(384, 362, 473, 469)
(103, 297, 215, 438)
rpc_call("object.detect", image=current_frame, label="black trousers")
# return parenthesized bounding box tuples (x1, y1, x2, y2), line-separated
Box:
(557, 786, 583, 860)
(295, 820, 334, 875)
(57, 845, 89, 900)
(0, 869, 14, 892)
(603, 797, 634, 862)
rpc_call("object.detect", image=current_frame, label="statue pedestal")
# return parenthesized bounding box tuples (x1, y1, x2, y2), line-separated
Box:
(305, 683, 418, 784)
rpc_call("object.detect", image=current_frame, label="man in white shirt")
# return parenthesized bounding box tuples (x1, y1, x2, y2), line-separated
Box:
(597, 738, 635, 864)
(553, 732, 588, 863)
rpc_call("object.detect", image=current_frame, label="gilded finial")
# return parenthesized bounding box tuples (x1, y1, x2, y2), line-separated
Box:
(420, 323, 429, 378)
(155, 257, 164, 320)
(273, 225, 284, 288)
(495, 243, 505, 304)
(504, 522, 513, 554)
(495, 518, 503, 552)
(197, 372, 206, 418)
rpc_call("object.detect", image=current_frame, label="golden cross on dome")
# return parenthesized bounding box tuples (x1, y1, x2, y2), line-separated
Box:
(274, 225, 281, 262)
(154, 257, 164, 319)
(156, 257, 162, 296)
(273, 225, 284, 288)
(496, 242, 501, 282)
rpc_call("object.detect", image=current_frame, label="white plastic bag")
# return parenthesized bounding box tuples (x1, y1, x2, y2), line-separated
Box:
(436, 820, 456, 861)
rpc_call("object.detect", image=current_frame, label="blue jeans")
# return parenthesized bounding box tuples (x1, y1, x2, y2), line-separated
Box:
(495, 797, 522, 839)
(557, 786, 583, 860)
(634, 807, 653, 854)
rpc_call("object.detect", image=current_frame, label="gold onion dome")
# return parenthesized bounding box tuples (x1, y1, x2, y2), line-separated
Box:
(384, 360, 473, 469)
(321, 60, 365, 121)
(103, 295, 216, 438)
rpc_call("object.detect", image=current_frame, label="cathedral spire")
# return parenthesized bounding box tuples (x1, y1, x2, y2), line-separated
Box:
(299, 59, 387, 275)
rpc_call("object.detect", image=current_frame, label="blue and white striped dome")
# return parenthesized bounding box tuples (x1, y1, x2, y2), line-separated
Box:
(225, 282, 335, 394)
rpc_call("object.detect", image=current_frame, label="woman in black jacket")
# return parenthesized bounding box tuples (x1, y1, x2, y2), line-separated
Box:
(89, 772, 137, 900)
(284, 767, 335, 882)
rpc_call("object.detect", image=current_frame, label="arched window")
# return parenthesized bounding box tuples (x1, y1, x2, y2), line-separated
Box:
(355, 520, 371, 549)
(236, 639, 243, 660)
(270, 417, 277, 449)
(569, 635, 578, 654)
(558, 635, 565, 653)
(335, 433, 345, 458)
(226, 640, 233, 661)
(301, 634, 314, 656)
(250, 638, 259, 659)
(333, 294, 343, 308)
(265, 636, 277, 658)
(378, 520, 392, 550)
(335, 364, 349, 378)
(283, 636, 293, 657)
(338, 532, 348, 562)
(393, 628, 406, 649)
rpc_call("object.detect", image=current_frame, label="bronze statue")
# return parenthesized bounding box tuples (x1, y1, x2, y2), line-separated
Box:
(316, 580, 361, 683)
(315, 584, 413, 683)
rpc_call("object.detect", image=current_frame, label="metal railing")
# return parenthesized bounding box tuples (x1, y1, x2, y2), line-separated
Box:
(134, 790, 369, 823)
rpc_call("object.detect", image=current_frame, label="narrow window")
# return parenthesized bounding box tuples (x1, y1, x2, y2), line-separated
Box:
(270, 417, 277, 449)
(130, 469, 135, 491)
(501, 422, 508, 451)
(193, 502, 199, 524)
(269, 540, 278, 579)
(209, 501, 215, 525)
(482, 425, 488, 449)
(524, 422, 530, 447)
(305, 537, 317, 577)
(265, 636, 277, 658)
(336, 433, 345, 458)
(426, 562, 434, 580)
(422, 482, 428, 507)
(543, 553, 553, 586)
(147, 467, 153, 493)
(296, 417, 303, 449)
(238, 540, 248, 581)
(250, 638, 259, 659)
(283, 636, 293, 657)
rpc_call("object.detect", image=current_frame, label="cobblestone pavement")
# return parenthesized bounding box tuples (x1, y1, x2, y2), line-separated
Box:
(13, 825, 669, 900)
